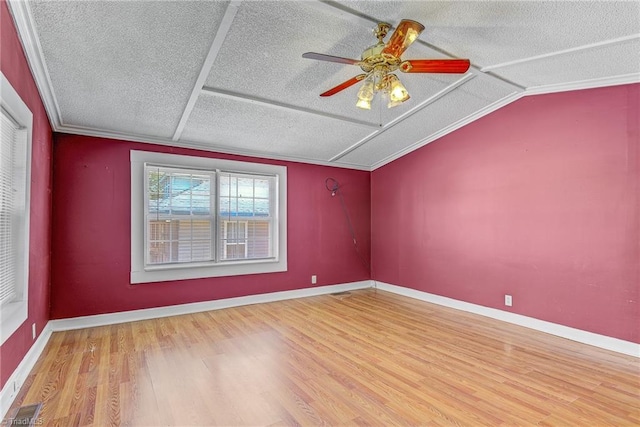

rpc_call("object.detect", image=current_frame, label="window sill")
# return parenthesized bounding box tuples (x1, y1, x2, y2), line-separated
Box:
(0, 299, 28, 345)
(132, 257, 286, 284)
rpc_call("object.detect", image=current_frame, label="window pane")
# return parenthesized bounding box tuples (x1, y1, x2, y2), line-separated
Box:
(220, 220, 248, 260)
(146, 166, 215, 266)
(236, 178, 254, 198)
(147, 220, 179, 264)
(254, 179, 269, 198)
(238, 197, 254, 216)
(147, 169, 167, 214)
(147, 167, 211, 217)
(148, 217, 213, 264)
(218, 172, 274, 262)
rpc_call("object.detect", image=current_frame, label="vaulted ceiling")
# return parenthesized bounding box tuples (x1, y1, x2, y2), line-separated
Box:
(8, 1, 640, 170)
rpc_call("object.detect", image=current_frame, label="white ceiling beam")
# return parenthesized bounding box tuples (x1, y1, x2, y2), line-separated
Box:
(200, 86, 379, 129)
(305, 1, 380, 28)
(329, 72, 477, 162)
(482, 34, 640, 72)
(172, 0, 241, 141)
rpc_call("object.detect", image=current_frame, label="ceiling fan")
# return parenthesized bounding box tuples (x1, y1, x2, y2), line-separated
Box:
(302, 20, 471, 110)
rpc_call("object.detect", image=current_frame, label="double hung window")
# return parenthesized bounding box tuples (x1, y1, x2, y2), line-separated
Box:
(0, 73, 32, 344)
(131, 151, 287, 284)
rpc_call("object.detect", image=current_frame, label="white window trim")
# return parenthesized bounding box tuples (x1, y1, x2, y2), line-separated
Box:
(131, 150, 287, 284)
(0, 72, 33, 345)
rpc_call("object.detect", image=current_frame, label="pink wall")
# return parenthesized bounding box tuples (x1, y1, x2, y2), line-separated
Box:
(372, 84, 639, 343)
(50, 135, 371, 318)
(0, 0, 53, 389)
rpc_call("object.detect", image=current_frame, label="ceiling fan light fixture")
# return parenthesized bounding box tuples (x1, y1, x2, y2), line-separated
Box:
(356, 98, 372, 110)
(356, 77, 375, 110)
(303, 19, 470, 111)
(387, 74, 410, 107)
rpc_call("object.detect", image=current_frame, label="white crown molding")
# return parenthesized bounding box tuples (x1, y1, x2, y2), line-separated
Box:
(370, 90, 523, 170)
(523, 73, 640, 96)
(482, 34, 640, 72)
(6, 0, 62, 129)
(0, 323, 53, 420)
(55, 124, 372, 171)
(172, 1, 242, 141)
(375, 281, 640, 358)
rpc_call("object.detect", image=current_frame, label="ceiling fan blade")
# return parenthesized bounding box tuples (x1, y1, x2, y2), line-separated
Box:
(302, 52, 360, 65)
(320, 74, 367, 97)
(382, 20, 425, 58)
(400, 59, 471, 73)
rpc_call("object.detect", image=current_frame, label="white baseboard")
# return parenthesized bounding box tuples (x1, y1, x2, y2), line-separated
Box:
(49, 280, 374, 332)
(0, 323, 53, 419)
(5, 278, 634, 421)
(375, 281, 640, 358)
(1, 280, 372, 419)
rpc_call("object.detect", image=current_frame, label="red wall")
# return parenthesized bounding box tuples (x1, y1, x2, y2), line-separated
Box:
(50, 135, 371, 318)
(0, 0, 53, 389)
(372, 84, 639, 343)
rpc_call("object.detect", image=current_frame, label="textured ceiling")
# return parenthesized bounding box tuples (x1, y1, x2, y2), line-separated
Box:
(8, 0, 640, 170)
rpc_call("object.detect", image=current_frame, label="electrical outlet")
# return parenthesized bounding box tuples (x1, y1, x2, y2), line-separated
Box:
(32, 323, 36, 339)
(311, 275, 317, 284)
(505, 295, 513, 307)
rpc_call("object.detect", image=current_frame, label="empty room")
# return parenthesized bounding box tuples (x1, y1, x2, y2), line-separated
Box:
(1, 0, 638, 425)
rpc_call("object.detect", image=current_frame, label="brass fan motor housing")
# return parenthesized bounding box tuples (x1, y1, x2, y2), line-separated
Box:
(359, 43, 402, 74)
(358, 22, 417, 75)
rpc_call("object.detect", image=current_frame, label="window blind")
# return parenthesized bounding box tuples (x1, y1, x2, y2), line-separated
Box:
(0, 109, 18, 305)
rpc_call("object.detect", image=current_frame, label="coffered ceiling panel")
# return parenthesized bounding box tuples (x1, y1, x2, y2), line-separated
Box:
(339, 73, 519, 168)
(181, 94, 375, 163)
(489, 38, 640, 89)
(28, 1, 228, 138)
(334, 1, 640, 67)
(203, 1, 462, 123)
(8, 0, 639, 170)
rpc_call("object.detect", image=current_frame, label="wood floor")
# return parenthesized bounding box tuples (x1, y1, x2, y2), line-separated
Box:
(5, 289, 639, 426)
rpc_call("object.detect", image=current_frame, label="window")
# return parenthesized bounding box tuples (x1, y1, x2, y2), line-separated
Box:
(0, 72, 33, 345)
(131, 151, 287, 284)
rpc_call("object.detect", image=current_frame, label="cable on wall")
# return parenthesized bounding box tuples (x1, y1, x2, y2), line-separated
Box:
(325, 178, 371, 273)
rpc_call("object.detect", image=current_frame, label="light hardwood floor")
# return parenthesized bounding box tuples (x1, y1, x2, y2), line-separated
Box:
(4, 289, 639, 426)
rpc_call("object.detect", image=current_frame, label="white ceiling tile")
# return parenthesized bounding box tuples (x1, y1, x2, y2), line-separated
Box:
(337, 1, 640, 67)
(204, 1, 464, 124)
(13, 0, 638, 169)
(490, 39, 640, 89)
(29, 1, 228, 138)
(338, 73, 517, 167)
(205, 1, 375, 116)
(181, 94, 375, 162)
